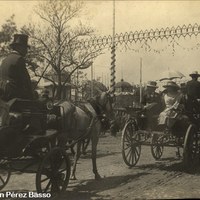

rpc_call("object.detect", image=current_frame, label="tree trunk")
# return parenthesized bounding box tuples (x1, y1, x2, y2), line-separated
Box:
(56, 73, 62, 100)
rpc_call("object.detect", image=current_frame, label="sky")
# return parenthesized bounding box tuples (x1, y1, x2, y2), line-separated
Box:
(0, 0, 200, 85)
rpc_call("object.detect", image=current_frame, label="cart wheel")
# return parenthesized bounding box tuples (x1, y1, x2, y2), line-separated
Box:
(0, 161, 11, 190)
(121, 121, 141, 167)
(151, 134, 164, 160)
(36, 147, 71, 195)
(183, 124, 200, 170)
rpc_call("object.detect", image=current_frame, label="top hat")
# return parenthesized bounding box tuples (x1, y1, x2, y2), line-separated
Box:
(163, 81, 179, 89)
(10, 34, 30, 48)
(189, 71, 200, 77)
(146, 81, 158, 88)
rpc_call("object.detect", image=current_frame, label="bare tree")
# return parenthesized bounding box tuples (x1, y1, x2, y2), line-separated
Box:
(22, 0, 102, 99)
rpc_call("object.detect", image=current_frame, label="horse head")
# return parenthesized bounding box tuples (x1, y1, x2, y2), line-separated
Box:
(96, 91, 112, 116)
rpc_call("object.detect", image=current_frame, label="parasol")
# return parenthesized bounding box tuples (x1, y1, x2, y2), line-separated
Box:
(159, 70, 185, 81)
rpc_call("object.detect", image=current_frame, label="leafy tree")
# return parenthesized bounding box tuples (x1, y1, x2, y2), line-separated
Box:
(0, 15, 17, 57)
(82, 80, 107, 100)
(22, 0, 102, 99)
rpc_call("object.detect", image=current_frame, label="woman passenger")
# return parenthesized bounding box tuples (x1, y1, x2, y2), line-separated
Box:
(158, 81, 183, 128)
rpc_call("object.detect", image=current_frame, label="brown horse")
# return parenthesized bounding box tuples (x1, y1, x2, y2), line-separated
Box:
(55, 91, 116, 180)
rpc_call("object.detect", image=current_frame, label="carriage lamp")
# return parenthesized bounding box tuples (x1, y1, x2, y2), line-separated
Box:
(46, 100, 54, 110)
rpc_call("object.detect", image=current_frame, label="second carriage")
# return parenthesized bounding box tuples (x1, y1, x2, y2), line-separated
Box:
(121, 104, 200, 170)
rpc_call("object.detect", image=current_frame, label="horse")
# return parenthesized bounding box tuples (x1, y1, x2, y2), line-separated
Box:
(50, 91, 116, 180)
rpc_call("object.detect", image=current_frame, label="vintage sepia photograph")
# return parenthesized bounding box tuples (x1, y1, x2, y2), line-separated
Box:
(0, 0, 200, 199)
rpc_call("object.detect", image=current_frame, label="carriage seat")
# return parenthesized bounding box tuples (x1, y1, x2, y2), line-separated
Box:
(8, 98, 45, 112)
(7, 98, 48, 133)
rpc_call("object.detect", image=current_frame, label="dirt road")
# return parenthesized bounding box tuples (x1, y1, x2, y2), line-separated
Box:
(3, 133, 200, 199)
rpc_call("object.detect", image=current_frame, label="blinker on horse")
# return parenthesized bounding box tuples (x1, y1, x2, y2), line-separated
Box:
(48, 91, 116, 180)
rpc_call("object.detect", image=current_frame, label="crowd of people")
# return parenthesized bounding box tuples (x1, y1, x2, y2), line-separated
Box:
(141, 71, 200, 132)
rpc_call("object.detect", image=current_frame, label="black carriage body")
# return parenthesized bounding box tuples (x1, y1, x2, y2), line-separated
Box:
(0, 99, 60, 158)
(0, 99, 71, 194)
(9, 99, 48, 132)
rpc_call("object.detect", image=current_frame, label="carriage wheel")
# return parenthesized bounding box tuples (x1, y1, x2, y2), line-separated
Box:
(183, 124, 200, 170)
(0, 161, 11, 190)
(151, 134, 164, 160)
(36, 147, 71, 195)
(121, 121, 141, 167)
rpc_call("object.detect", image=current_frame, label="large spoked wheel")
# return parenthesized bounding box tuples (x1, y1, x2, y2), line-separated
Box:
(121, 121, 141, 167)
(36, 147, 71, 195)
(183, 124, 200, 170)
(151, 134, 164, 160)
(0, 160, 11, 190)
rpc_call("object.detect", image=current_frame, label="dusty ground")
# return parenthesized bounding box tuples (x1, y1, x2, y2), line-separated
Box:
(2, 133, 200, 200)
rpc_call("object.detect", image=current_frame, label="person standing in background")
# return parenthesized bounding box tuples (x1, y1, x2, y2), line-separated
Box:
(186, 71, 200, 112)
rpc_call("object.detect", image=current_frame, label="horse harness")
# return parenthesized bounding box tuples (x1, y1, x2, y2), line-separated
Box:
(78, 98, 108, 136)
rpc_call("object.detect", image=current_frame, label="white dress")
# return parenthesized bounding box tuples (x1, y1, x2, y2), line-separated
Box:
(158, 92, 182, 125)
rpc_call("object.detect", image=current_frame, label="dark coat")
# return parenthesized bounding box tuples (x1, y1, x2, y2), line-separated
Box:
(186, 79, 200, 113)
(186, 79, 200, 100)
(142, 91, 163, 115)
(0, 51, 33, 101)
(142, 91, 161, 105)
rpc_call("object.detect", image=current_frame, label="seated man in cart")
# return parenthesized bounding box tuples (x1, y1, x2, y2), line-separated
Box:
(158, 81, 189, 136)
(141, 81, 162, 130)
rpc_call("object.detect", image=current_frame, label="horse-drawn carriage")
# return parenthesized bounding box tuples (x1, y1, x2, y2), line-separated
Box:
(0, 98, 71, 194)
(0, 91, 114, 194)
(121, 103, 200, 170)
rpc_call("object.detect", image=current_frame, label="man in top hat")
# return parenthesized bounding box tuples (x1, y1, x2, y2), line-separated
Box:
(186, 71, 200, 112)
(0, 34, 33, 101)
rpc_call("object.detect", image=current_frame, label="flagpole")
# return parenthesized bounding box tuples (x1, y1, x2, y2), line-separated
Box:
(140, 58, 143, 104)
